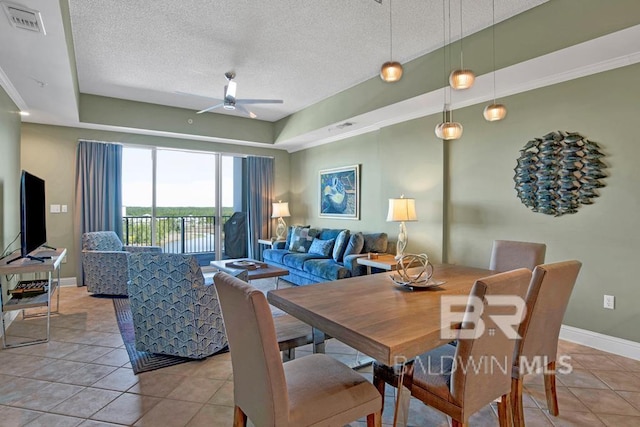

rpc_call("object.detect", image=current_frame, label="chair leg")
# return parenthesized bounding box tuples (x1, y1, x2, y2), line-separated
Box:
(367, 410, 382, 427)
(511, 377, 525, 427)
(451, 419, 468, 427)
(544, 361, 559, 416)
(497, 393, 513, 427)
(233, 405, 247, 427)
(282, 348, 295, 362)
(373, 372, 386, 408)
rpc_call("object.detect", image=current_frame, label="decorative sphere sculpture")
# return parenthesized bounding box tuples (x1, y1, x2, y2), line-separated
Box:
(391, 254, 434, 287)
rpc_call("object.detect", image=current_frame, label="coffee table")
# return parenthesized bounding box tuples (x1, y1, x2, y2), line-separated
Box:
(208, 258, 289, 288)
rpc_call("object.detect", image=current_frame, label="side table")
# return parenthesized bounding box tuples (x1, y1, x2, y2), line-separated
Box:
(356, 253, 402, 275)
(0, 247, 66, 348)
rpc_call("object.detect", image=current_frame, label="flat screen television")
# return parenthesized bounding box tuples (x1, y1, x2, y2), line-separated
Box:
(20, 170, 47, 259)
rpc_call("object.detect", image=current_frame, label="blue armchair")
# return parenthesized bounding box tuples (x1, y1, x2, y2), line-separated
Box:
(82, 231, 162, 295)
(127, 252, 228, 359)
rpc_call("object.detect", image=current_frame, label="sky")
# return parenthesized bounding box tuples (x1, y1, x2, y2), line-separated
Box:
(122, 147, 236, 208)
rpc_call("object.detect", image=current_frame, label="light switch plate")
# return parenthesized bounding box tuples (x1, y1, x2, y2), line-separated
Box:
(50, 204, 61, 213)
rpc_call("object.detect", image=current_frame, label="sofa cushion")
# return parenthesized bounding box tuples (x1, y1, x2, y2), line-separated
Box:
(289, 227, 319, 253)
(309, 238, 335, 257)
(332, 230, 350, 262)
(285, 225, 310, 249)
(317, 228, 344, 241)
(363, 233, 388, 253)
(282, 252, 329, 270)
(303, 259, 352, 281)
(263, 249, 290, 265)
(343, 232, 365, 258)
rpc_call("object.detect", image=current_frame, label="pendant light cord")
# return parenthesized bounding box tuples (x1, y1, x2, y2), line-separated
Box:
(459, 0, 464, 69)
(389, 0, 393, 60)
(491, 0, 497, 103)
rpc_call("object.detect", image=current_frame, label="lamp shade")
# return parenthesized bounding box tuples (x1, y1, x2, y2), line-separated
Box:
(380, 61, 403, 82)
(386, 197, 417, 222)
(271, 202, 290, 218)
(449, 69, 475, 90)
(483, 103, 507, 121)
(435, 121, 463, 140)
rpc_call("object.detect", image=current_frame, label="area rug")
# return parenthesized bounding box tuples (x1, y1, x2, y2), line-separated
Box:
(113, 297, 213, 374)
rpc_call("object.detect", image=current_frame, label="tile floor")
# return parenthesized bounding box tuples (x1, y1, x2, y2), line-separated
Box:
(0, 285, 639, 426)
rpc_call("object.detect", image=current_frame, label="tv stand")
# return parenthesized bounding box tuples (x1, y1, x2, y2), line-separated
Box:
(0, 248, 66, 348)
(6, 255, 45, 265)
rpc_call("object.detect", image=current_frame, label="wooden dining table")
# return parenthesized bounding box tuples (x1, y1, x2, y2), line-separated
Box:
(267, 263, 495, 366)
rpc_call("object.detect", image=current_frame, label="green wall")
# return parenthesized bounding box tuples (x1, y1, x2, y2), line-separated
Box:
(20, 123, 290, 277)
(0, 87, 21, 298)
(291, 64, 640, 343)
(290, 117, 445, 262)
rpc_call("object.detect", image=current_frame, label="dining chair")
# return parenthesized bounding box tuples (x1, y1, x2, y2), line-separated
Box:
(373, 268, 531, 427)
(214, 271, 382, 427)
(511, 260, 582, 427)
(489, 240, 546, 272)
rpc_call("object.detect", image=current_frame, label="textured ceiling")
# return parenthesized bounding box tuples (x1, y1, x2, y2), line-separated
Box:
(68, 0, 547, 122)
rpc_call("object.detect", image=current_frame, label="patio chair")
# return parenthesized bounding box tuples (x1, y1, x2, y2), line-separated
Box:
(127, 252, 227, 359)
(214, 271, 382, 427)
(82, 231, 161, 295)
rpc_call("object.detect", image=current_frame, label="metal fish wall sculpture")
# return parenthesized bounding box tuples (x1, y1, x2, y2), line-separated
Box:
(514, 131, 606, 216)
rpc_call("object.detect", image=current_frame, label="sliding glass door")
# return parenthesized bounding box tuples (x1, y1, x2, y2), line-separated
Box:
(122, 147, 246, 262)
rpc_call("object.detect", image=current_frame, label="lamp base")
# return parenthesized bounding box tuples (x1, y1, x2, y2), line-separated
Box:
(275, 217, 287, 240)
(395, 222, 407, 260)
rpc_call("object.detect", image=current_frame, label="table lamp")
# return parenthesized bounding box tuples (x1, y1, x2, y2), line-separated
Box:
(386, 195, 417, 259)
(272, 201, 291, 240)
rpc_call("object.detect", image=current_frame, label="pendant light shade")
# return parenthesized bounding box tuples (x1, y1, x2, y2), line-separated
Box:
(435, 121, 463, 140)
(483, 103, 507, 121)
(380, 61, 403, 82)
(380, 0, 403, 82)
(449, 69, 475, 90)
(484, 0, 507, 121)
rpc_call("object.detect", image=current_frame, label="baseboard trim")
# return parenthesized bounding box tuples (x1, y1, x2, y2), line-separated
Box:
(560, 324, 640, 361)
(59, 277, 77, 287)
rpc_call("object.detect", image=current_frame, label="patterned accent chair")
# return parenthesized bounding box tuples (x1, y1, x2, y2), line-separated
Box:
(82, 231, 162, 295)
(127, 252, 228, 359)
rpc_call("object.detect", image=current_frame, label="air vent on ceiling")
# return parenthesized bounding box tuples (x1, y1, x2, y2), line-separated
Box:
(2, 1, 45, 34)
(336, 122, 354, 129)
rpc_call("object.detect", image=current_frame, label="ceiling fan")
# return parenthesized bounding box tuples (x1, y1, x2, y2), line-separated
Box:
(193, 71, 283, 118)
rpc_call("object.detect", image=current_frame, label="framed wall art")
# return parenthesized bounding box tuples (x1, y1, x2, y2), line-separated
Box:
(319, 164, 360, 219)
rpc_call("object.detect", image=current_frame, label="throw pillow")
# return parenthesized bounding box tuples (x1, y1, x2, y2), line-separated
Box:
(308, 238, 335, 257)
(285, 225, 309, 249)
(343, 232, 365, 258)
(289, 226, 318, 253)
(363, 232, 388, 253)
(332, 229, 350, 262)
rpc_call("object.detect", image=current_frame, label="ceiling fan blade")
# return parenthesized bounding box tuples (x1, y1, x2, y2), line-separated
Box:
(236, 99, 284, 105)
(235, 104, 257, 119)
(174, 90, 220, 100)
(196, 103, 225, 114)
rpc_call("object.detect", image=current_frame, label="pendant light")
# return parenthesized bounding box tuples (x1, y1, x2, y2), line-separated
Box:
(380, 0, 403, 82)
(483, 0, 507, 121)
(435, 0, 463, 140)
(449, 0, 475, 90)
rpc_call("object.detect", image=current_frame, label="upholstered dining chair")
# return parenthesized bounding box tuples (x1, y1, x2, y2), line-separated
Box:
(82, 231, 161, 295)
(373, 268, 531, 427)
(511, 260, 582, 427)
(127, 252, 228, 359)
(214, 271, 382, 427)
(490, 240, 547, 272)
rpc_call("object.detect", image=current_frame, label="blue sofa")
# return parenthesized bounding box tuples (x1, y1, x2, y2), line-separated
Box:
(263, 226, 392, 286)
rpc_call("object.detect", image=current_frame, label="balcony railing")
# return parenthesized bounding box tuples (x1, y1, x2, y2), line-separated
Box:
(122, 215, 231, 254)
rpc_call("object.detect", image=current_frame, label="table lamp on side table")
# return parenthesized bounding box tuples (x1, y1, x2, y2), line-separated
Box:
(272, 201, 291, 241)
(386, 195, 417, 260)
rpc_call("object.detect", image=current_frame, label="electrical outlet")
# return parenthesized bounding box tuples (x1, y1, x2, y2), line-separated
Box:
(604, 295, 615, 310)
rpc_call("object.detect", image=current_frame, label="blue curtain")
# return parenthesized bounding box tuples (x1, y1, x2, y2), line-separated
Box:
(246, 156, 274, 259)
(74, 140, 123, 285)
